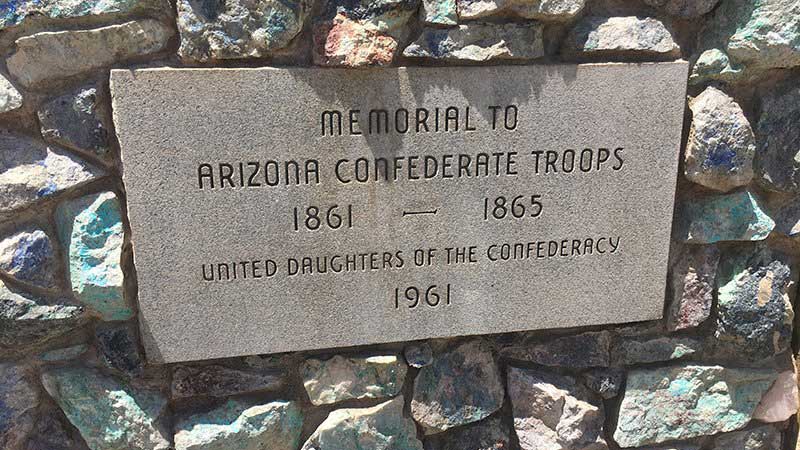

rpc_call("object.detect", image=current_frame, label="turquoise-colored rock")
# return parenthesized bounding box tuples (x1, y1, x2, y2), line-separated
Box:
(692, 0, 800, 83)
(0, 0, 166, 31)
(303, 354, 407, 405)
(301, 396, 423, 450)
(613, 365, 777, 447)
(680, 191, 774, 243)
(422, 0, 456, 24)
(174, 399, 303, 450)
(56, 192, 131, 321)
(41, 367, 170, 450)
(715, 246, 795, 361)
(411, 340, 505, 434)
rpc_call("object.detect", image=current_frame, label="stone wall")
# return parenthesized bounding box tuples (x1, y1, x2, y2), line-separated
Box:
(0, 0, 799, 449)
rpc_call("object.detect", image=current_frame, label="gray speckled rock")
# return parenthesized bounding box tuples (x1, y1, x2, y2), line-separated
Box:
(0, 132, 104, 223)
(614, 365, 777, 447)
(0, 0, 167, 31)
(643, 0, 719, 18)
(174, 399, 303, 450)
(302, 397, 423, 450)
(424, 416, 511, 450)
(171, 364, 284, 399)
(692, 0, 800, 83)
(565, 16, 680, 58)
(680, 191, 774, 243)
(755, 84, 800, 194)
(38, 83, 111, 157)
(42, 367, 170, 450)
(0, 364, 39, 450)
(582, 368, 624, 400)
(96, 322, 144, 378)
(0, 228, 58, 289)
(177, 0, 308, 62)
(776, 199, 800, 239)
(667, 245, 719, 331)
(403, 23, 544, 62)
(0, 280, 86, 350)
(686, 87, 755, 191)
(7, 20, 173, 88)
(711, 425, 782, 450)
(0, 75, 22, 114)
(411, 340, 504, 434)
(613, 336, 702, 366)
(457, 0, 585, 21)
(56, 192, 131, 321)
(502, 331, 611, 368)
(508, 366, 607, 450)
(715, 246, 795, 361)
(303, 354, 406, 405)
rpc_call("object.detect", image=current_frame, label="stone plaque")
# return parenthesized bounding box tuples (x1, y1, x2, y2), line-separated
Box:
(112, 63, 688, 363)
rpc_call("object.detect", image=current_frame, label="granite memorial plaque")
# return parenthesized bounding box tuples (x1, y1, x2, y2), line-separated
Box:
(112, 63, 688, 363)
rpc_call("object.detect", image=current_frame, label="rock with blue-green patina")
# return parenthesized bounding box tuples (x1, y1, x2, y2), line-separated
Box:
(174, 399, 303, 450)
(691, 0, 800, 83)
(0, 132, 104, 223)
(680, 191, 774, 243)
(177, 0, 308, 62)
(422, 0, 456, 24)
(41, 367, 170, 450)
(0, 228, 58, 289)
(303, 354, 407, 406)
(667, 245, 719, 331)
(686, 87, 755, 192)
(613, 336, 702, 366)
(7, 20, 174, 89)
(411, 340, 504, 434)
(171, 364, 284, 399)
(0, 74, 22, 114)
(302, 396, 423, 450)
(690, 48, 741, 84)
(613, 364, 777, 447)
(755, 84, 800, 195)
(457, 0, 585, 21)
(0, 0, 167, 31)
(39, 344, 89, 361)
(564, 16, 680, 58)
(96, 322, 143, 378)
(424, 416, 511, 450)
(313, 0, 418, 66)
(643, 0, 719, 18)
(502, 331, 611, 368)
(56, 192, 131, 321)
(404, 23, 544, 62)
(714, 246, 795, 361)
(0, 364, 39, 450)
(0, 280, 87, 350)
(38, 83, 111, 158)
(711, 425, 782, 450)
(508, 366, 607, 450)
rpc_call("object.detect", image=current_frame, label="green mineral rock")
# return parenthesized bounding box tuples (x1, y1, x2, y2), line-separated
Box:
(56, 191, 132, 321)
(0, 0, 167, 31)
(614, 364, 777, 447)
(41, 367, 170, 450)
(174, 399, 303, 450)
(303, 354, 407, 405)
(302, 397, 423, 450)
(680, 191, 774, 243)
